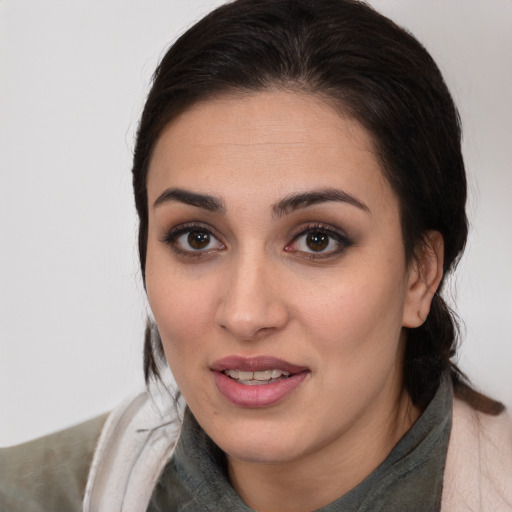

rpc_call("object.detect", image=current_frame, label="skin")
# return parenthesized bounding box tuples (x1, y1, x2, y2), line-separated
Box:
(145, 90, 443, 512)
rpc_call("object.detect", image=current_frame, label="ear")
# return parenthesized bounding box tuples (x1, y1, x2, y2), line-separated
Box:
(402, 231, 444, 328)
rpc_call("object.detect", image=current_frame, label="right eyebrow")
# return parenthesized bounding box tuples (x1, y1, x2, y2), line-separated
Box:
(153, 188, 226, 214)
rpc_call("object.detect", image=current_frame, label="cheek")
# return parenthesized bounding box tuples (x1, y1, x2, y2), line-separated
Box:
(147, 279, 214, 349)
(296, 260, 407, 367)
(146, 272, 220, 409)
(295, 273, 408, 420)
(145, 244, 217, 365)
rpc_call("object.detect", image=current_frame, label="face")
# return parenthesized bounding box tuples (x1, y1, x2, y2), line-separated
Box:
(145, 91, 421, 469)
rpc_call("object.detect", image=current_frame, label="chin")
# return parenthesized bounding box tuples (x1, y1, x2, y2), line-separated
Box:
(206, 415, 307, 465)
(223, 437, 301, 465)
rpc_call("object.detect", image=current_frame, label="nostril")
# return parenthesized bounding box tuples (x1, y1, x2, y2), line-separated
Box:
(215, 301, 289, 339)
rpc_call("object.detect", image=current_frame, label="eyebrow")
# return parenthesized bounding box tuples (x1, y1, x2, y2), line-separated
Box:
(272, 188, 370, 217)
(153, 186, 369, 217)
(153, 188, 226, 214)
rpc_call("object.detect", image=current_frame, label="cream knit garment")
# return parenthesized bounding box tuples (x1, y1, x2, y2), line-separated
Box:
(84, 392, 512, 512)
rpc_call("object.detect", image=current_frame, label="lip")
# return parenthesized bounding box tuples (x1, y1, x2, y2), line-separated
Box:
(210, 355, 308, 374)
(211, 355, 309, 408)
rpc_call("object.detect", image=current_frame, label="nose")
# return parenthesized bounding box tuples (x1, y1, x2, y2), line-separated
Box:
(215, 252, 289, 340)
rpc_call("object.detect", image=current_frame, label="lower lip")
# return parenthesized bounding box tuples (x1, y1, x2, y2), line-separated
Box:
(213, 371, 309, 407)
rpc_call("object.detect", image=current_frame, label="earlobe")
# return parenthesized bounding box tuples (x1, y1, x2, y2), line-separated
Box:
(402, 231, 444, 328)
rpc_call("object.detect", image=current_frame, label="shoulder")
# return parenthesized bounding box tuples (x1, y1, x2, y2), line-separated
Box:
(442, 398, 512, 511)
(0, 413, 108, 512)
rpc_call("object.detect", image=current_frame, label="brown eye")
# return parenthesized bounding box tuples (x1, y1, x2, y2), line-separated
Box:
(306, 232, 329, 252)
(188, 230, 210, 250)
(285, 224, 351, 258)
(165, 225, 225, 255)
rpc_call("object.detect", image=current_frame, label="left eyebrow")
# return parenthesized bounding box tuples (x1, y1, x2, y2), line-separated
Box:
(272, 188, 370, 218)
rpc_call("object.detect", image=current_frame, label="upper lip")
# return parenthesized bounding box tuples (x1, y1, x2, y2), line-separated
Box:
(210, 355, 308, 374)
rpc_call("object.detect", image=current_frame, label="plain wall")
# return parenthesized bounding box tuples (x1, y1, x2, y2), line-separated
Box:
(1, 0, 511, 446)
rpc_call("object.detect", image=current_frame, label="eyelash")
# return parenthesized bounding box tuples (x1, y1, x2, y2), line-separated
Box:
(161, 222, 225, 258)
(161, 222, 352, 260)
(285, 223, 352, 260)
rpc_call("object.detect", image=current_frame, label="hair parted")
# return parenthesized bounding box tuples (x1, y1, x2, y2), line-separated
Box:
(132, 0, 503, 413)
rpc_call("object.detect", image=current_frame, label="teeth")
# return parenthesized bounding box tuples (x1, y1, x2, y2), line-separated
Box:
(254, 370, 271, 381)
(223, 369, 291, 383)
(225, 369, 240, 379)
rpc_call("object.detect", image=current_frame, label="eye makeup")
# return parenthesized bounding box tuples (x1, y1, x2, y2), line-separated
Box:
(284, 222, 353, 261)
(160, 219, 353, 262)
(160, 221, 225, 258)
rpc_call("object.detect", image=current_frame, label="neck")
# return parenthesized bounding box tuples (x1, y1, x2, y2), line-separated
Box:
(227, 385, 420, 512)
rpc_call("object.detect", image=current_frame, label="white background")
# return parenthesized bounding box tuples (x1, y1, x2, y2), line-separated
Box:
(1, 0, 511, 446)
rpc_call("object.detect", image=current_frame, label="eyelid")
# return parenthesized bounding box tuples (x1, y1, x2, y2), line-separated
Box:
(161, 221, 225, 257)
(160, 220, 351, 260)
(285, 222, 352, 257)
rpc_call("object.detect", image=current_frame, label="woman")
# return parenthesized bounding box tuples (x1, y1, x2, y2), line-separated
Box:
(1, 0, 511, 510)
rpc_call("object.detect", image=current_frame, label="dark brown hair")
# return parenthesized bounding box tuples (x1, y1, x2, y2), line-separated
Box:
(133, 0, 503, 413)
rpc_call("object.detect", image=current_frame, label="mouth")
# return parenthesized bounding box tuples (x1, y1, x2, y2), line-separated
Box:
(222, 368, 292, 386)
(211, 356, 309, 407)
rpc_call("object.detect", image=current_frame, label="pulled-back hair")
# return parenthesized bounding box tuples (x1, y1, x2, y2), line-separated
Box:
(132, 0, 503, 413)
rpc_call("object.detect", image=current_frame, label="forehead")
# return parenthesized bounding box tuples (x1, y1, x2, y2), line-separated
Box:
(147, 90, 395, 213)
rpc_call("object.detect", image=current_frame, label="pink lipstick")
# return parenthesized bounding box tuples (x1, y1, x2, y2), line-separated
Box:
(211, 356, 309, 407)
